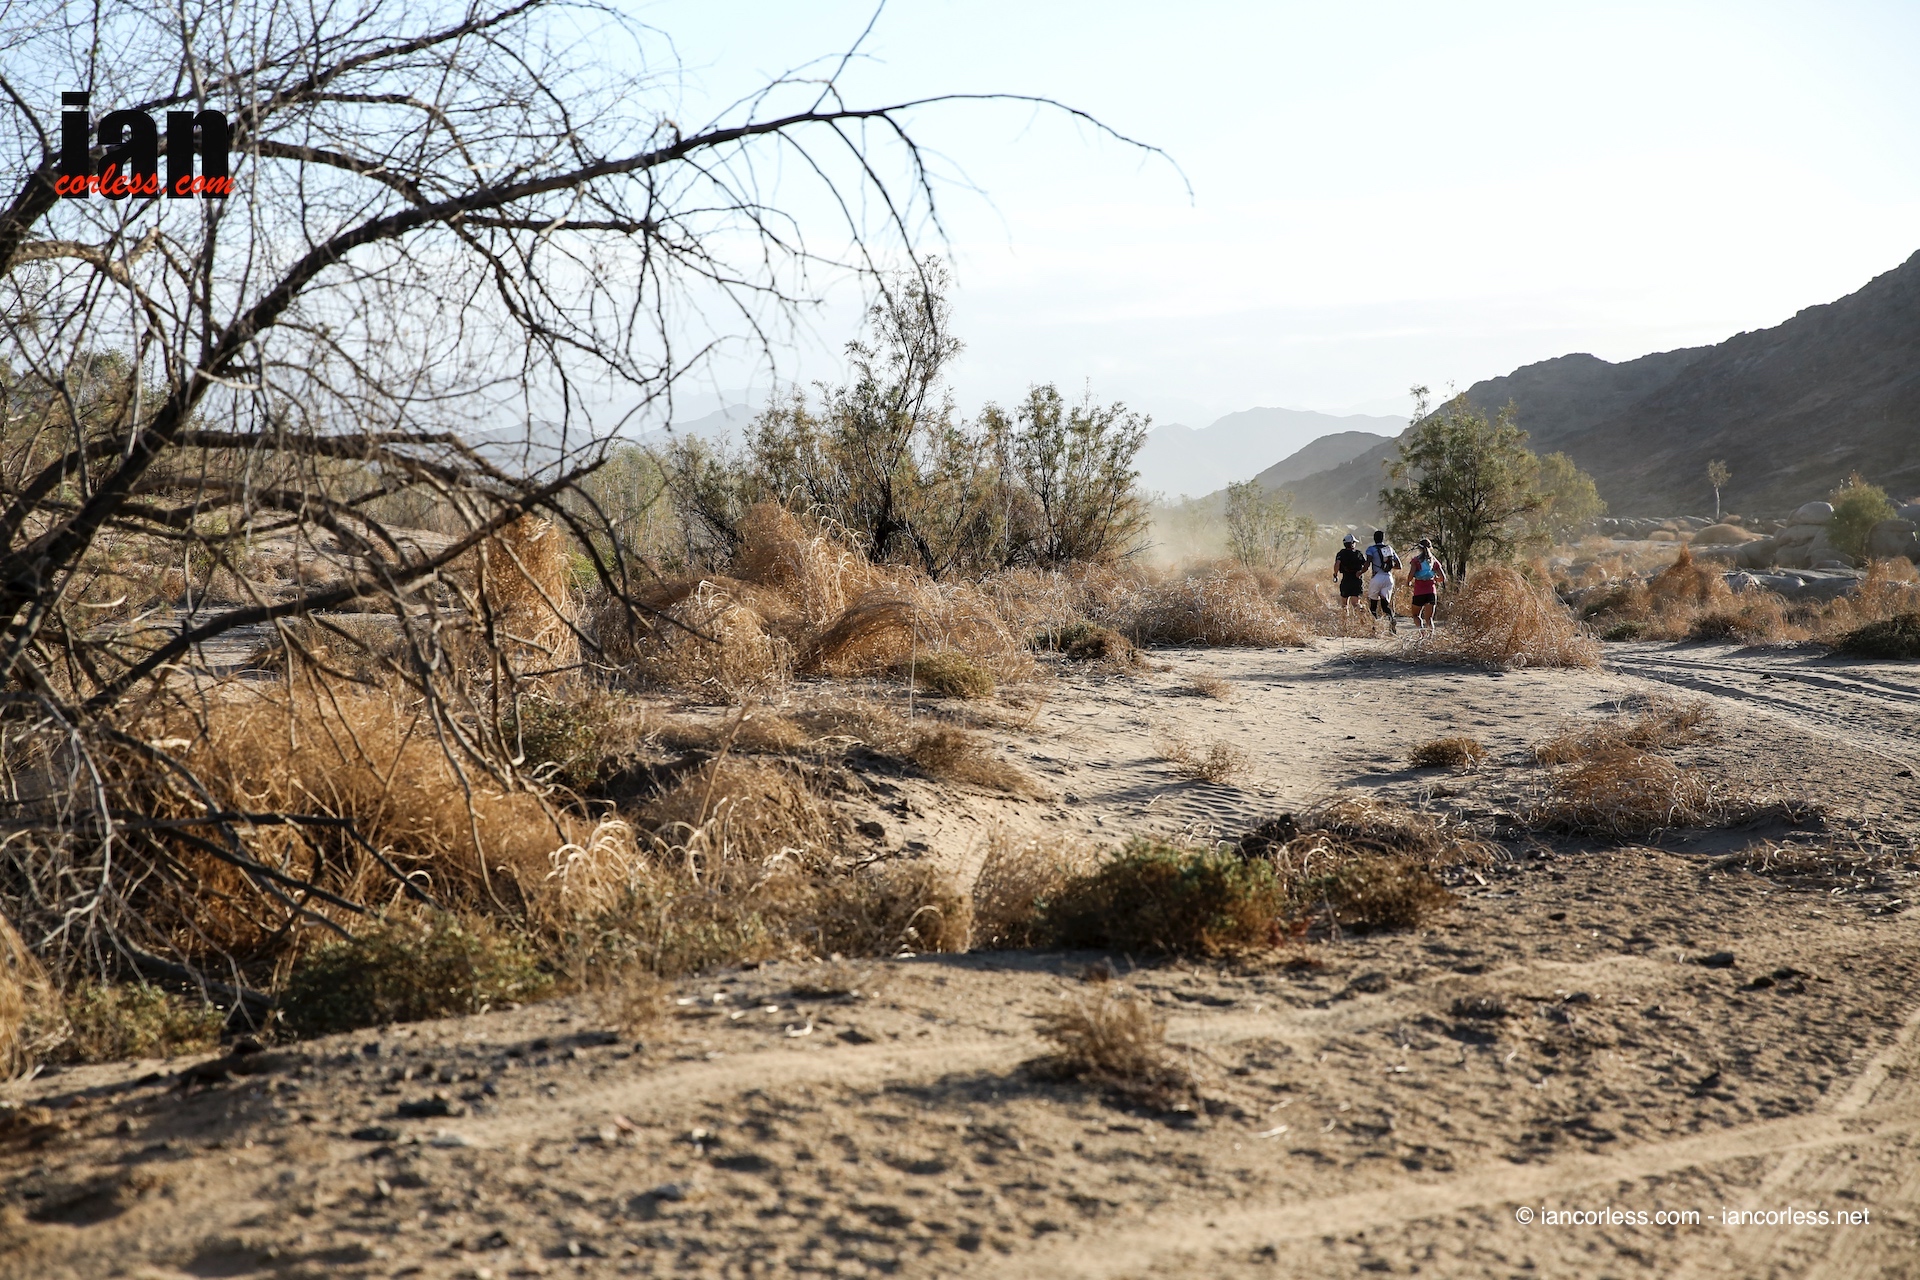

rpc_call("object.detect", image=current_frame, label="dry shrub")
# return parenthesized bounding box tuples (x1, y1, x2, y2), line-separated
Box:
(478, 516, 580, 672)
(1836, 611, 1920, 659)
(1527, 751, 1810, 836)
(910, 651, 996, 699)
(810, 860, 973, 956)
(1405, 566, 1599, 669)
(121, 686, 580, 966)
(1130, 567, 1309, 648)
(583, 966, 671, 1035)
(0, 915, 61, 1076)
(1037, 619, 1137, 664)
(279, 913, 550, 1036)
(970, 831, 1102, 950)
(640, 758, 843, 860)
(653, 709, 810, 757)
(54, 982, 224, 1064)
(1717, 836, 1904, 893)
(1185, 674, 1233, 700)
(791, 697, 913, 752)
(1240, 798, 1490, 934)
(1534, 695, 1713, 764)
(1158, 735, 1250, 785)
(1042, 840, 1287, 957)
(1409, 736, 1485, 769)
(1696, 523, 1761, 545)
(622, 579, 794, 698)
(906, 725, 1036, 794)
(1030, 987, 1195, 1108)
(1687, 593, 1791, 645)
(1648, 546, 1725, 610)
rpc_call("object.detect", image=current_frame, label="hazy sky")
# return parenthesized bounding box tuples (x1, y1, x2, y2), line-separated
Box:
(645, 1, 1920, 428)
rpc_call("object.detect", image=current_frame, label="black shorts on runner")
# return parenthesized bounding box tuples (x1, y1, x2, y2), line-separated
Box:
(1340, 577, 1363, 598)
(1411, 592, 1436, 607)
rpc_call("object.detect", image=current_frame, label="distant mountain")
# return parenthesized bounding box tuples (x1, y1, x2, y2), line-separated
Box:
(1285, 250, 1920, 522)
(1135, 407, 1399, 501)
(637, 405, 754, 452)
(1251, 431, 1395, 492)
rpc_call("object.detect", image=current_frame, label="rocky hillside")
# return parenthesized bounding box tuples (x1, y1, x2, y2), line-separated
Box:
(1135, 408, 1394, 500)
(1285, 250, 1920, 522)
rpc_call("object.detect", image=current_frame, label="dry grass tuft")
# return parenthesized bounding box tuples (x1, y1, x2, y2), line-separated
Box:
(970, 831, 1102, 950)
(621, 580, 794, 698)
(479, 515, 581, 673)
(1409, 736, 1486, 769)
(1533, 695, 1713, 765)
(811, 860, 974, 956)
(1184, 674, 1234, 700)
(0, 916, 62, 1076)
(1030, 987, 1196, 1108)
(909, 651, 996, 699)
(279, 913, 551, 1036)
(1036, 620, 1138, 664)
(1130, 568, 1310, 648)
(905, 725, 1036, 794)
(1404, 566, 1599, 669)
(1158, 735, 1251, 785)
(1686, 594, 1792, 645)
(1527, 751, 1813, 837)
(640, 758, 843, 861)
(652, 709, 811, 757)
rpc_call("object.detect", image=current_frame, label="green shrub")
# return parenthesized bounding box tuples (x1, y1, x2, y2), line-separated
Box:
(1291, 855, 1453, 934)
(1602, 620, 1644, 642)
(56, 982, 223, 1064)
(1836, 612, 1920, 660)
(910, 651, 996, 699)
(1042, 841, 1285, 957)
(280, 915, 550, 1036)
(1827, 474, 1896, 559)
(505, 695, 612, 789)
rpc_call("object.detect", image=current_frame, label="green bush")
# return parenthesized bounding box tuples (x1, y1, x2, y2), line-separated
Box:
(910, 651, 996, 699)
(1042, 841, 1286, 957)
(56, 982, 223, 1064)
(1827, 474, 1896, 559)
(505, 694, 611, 789)
(1836, 612, 1920, 660)
(1290, 855, 1452, 934)
(1602, 620, 1645, 642)
(280, 914, 550, 1036)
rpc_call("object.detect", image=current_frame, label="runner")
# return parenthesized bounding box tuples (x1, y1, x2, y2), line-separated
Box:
(1407, 537, 1446, 631)
(1363, 530, 1401, 634)
(1332, 534, 1369, 632)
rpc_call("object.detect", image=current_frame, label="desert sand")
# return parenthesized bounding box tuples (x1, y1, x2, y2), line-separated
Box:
(3, 637, 1918, 1279)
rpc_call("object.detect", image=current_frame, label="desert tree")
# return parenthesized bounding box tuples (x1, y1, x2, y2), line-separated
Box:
(1221, 479, 1314, 575)
(0, 0, 1160, 995)
(992, 383, 1150, 569)
(1706, 459, 1730, 521)
(1528, 451, 1606, 547)
(1381, 387, 1544, 580)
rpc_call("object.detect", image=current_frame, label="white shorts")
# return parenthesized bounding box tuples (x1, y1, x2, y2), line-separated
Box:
(1365, 572, 1394, 601)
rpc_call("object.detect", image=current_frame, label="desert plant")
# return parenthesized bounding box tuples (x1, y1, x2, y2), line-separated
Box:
(0, 916, 60, 1076)
(1402, 566, 1599, 669)
(1159, 736, 1250, 784)
(1409, 736, 1486, 769)
(1533, 696, 1713, 764)
(1382, 390, 1544, 579)
(1527, 751, 1809, 836)
(905, 726, 1036, 794)
(1185, 674, 1234, 700)
(1827, 473, 1897, 559)
(1042, 841, 1287, 957)
(55, 982, 223, 1064)
(1707, 459, 1731, 520)
(279, 915, 551, 1036)
(1223, 480, 1315, 575)
(911, 652, 996, 699)
(1290, 855, 1455, 933)
(1835, 612, 1920, 659)
(991, 383, 1152, 569)
(1030, 987, 1195, 1108)
(970, 831, 1103, 950)
(1037, 620, 1137, 664)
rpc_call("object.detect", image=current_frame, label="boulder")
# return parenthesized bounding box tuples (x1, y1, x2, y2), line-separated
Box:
(1734, 536, 1781, 569)
(1774, 524, 1822, 547)
(1695, 523, 1760, 546)
(1895, 502, 1920, 525)
(1790, 501, 1834, 525)
(1866, 518, 1920, 561)
(1805, 531, 1853, 568)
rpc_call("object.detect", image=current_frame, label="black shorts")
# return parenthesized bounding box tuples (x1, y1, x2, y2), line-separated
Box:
(1411, 592, 1436, 607)
(1339, 577, 1363, 598)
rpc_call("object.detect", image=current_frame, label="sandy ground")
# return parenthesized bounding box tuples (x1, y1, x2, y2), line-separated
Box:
(4, 636, 1919, 1280)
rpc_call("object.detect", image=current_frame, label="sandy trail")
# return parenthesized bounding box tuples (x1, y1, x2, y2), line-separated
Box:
(3, 639, 1918, 1279)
